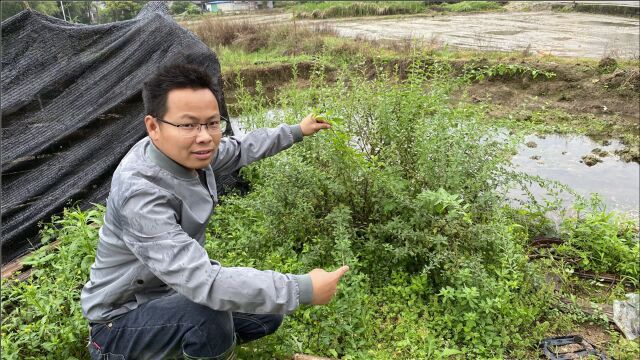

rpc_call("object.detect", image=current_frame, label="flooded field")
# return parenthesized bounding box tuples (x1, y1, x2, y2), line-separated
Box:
(512, 134, 639, 213)
(327, 11, 640, 58)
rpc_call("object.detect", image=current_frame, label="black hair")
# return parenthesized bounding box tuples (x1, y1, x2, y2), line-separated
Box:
(142, 63, 216, 119)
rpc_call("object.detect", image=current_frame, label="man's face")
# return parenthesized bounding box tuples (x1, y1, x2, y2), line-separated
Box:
(145, 88, 221, 171)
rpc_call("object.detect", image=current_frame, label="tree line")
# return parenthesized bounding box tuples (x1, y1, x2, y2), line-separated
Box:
(1, 1, 203, 23)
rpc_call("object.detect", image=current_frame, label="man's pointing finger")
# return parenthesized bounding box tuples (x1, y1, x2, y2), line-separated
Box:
(333, 265, 349, 279)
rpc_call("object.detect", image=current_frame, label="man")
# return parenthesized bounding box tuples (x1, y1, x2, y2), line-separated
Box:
(81, 62, 349, 359)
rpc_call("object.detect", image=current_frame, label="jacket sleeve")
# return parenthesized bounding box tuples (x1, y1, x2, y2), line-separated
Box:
(119, 187, 313, 314)
(211, 124, 304, 175)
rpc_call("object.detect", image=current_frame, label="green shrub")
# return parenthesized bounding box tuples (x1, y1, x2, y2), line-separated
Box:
(206, 63, 556, 357)
(556, 195, 639, 283)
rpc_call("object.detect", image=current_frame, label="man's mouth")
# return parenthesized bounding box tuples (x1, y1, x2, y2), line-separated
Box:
(192, 149, 213, 160)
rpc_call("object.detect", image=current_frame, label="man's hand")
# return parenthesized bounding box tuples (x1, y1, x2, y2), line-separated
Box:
(308, 265, 349, 305)
(300, 113, 332, 136)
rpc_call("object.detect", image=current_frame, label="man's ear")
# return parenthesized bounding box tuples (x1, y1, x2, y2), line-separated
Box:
(144, 115, 159, 141)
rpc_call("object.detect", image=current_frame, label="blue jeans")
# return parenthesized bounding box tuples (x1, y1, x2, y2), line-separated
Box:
(88, 293, 283, 359)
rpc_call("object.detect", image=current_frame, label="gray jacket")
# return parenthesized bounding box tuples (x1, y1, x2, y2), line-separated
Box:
(81, 124, 313, 323)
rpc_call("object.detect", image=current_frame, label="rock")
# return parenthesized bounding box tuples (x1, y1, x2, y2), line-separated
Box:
(601, 139, 612, 146)
(530, 155, 541, 160)
(561, 151, 568, 155)
(525, 141, 538, 148)
(613, 293, 640, 340)
(591, 148, 609, 157)
(581, 154, 602, 166)
(614, 147, 640, 163)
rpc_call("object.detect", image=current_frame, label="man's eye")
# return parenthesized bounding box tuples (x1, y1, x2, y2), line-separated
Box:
(179, 124, 196, 129)
(209, 121, 220, 127)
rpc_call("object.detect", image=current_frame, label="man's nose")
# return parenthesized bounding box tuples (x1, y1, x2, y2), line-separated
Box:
(194, 125, 213, 143)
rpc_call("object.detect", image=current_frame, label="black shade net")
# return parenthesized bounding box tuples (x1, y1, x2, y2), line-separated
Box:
(1, 2, 233, 265)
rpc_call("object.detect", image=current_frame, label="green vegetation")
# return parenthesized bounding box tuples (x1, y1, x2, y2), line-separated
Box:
(216, 46, 314, 72)
(1, 1, 63, 21)
(291, 1, 427, 19)
(97, 1, 147, 23)
(286, 1, 504, 19)
(1, 207, 104, 359)
(462, 63, 557, 81)
(3, 60, 638, 359)
(0, 1, 148, 23)
(2, 11, 639, 360)
(557, 196, 639, 283)
(170, 1, 201, 16)
(439, 1, 503, 13)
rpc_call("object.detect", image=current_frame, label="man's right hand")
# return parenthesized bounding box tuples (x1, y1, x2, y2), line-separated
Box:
(308, 266, 349, 305)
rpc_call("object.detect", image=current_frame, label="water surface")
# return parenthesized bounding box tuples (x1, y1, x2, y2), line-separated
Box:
(511, 134, 639, 214)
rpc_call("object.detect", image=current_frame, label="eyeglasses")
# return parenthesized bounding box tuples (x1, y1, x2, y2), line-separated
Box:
(155, 117, 227, 137)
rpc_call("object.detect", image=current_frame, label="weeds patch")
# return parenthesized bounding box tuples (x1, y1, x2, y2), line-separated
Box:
(3, 16, 639, 359)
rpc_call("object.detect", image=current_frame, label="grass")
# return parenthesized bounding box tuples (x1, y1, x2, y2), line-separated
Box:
(216, 46, 314, 72)
(190, 18, 337, 62)
(284, 1, 505, 19)
(291, 1, 427, 19)
(439, 1, 504, 13)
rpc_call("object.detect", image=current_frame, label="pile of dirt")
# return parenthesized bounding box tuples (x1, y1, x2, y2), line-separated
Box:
(463, 60, 639, 120)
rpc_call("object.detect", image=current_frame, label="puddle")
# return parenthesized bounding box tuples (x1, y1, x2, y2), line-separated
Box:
(511, 134, 639, 214)
(580, 20, 638, 28)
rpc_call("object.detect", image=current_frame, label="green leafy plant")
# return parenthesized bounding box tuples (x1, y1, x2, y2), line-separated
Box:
(463, 63, 557, 81)
(2, 54, 638, 360)
(1, 206, 104, 359)
(556, 195, 639, 284)
(206, 64, 562, 358)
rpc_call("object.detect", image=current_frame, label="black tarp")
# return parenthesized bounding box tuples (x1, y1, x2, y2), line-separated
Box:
(1, 2, 231, 264)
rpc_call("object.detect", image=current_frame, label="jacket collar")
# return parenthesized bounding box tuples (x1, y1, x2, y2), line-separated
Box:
(147, 139, 197, 179)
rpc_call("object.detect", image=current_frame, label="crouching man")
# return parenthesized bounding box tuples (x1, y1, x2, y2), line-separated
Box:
(80, 62, 348, 359)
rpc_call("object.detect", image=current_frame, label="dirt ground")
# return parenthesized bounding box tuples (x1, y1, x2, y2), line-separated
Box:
(224, 57, 639, 120)
(462, 59, 640, 120)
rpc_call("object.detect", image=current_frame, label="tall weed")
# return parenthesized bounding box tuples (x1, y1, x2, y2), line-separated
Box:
(207, 64, 554, 357)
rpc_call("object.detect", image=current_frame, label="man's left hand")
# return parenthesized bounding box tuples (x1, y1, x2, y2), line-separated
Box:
(300, 113, 332, 136)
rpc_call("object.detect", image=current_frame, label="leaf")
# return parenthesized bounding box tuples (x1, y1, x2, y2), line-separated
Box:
(440, 348, 463, 357)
